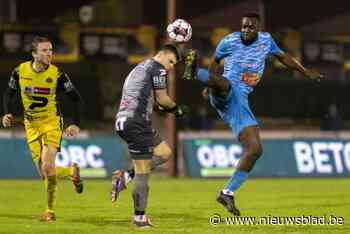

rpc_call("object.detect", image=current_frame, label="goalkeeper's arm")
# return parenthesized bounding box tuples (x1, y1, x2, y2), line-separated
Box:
(154, 89, 186, 117)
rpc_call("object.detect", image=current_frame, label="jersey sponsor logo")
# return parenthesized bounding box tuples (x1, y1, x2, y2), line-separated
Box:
(293, 141, 350, 174)
(196, 144, 243, 168)
(24, 86, 51, 95)
(24, 86, 34, 93)
(153, 75, 166, 87)
(28, 96, 49, 110)
(46, 77, 53, 83)
(242, 62, 259, 69)
(241, 72, 260, 86)
(256, 44, 266, 52)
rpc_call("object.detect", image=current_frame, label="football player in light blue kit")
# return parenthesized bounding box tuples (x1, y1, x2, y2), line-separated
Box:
(183, 13, 323, 215)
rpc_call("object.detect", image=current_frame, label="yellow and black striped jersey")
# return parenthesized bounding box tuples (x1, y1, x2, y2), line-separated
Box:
(4, 61, 82, 125)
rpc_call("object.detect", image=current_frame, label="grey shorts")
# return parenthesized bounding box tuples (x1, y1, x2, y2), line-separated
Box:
(116, 116, 162, 159)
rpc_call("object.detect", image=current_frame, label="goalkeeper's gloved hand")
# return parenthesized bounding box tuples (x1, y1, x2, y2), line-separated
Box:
(155, 104, 189, 117)
(173, 104, 189, 117)
(155, 105, 166, 112)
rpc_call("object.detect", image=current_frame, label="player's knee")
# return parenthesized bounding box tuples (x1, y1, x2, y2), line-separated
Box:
(41, 162, 56, 176)
(154, 142, 173, 160)
(162, 146, 173, 160)
(133, 159, 152, 174)
(46, 144, 58, 157)
(252, 142, 263, 158)
(247, 141, 263, 159)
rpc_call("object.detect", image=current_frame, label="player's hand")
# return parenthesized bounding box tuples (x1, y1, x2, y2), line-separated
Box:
(174, 105, 190, 117)
(202, 88, 209, 101)
(2, 114, 14, 128)
(65, 124, 80, 137)
(155, 104, 166, 113)
(305, 69, 324, 81)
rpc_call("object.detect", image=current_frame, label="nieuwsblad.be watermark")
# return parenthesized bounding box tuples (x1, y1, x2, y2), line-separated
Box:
(209, 214, 345, 226)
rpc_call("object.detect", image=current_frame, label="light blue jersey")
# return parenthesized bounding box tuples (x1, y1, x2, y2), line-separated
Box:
(215, 32, 283, 93)
(210, 32, 284, 136)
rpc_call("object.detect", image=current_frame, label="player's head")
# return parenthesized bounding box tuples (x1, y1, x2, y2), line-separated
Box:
(31, 36, 53, 66)
(154, 44, 181, 71)
(241, 13, 260, 43)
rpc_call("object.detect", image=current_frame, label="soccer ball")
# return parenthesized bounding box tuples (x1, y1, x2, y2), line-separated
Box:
(166, 19, 192, 43)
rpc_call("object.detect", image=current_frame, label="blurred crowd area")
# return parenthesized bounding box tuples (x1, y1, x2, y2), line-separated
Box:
(0, 0, 350, 133)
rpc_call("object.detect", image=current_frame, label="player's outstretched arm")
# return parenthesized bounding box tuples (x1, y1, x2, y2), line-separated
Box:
(2, 68, 19, 127)
(57, 72, 84, 131)
(64, 88, 82, 137)
(275, 53, 324, 80)
(182, 50, 230, 97)
(65, 89, 84, 127)
(208, 55, 221, 76)
(64, 89, 82, 137)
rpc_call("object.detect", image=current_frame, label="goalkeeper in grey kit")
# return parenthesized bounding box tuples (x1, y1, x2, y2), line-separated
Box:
(111, 44, 186, 227)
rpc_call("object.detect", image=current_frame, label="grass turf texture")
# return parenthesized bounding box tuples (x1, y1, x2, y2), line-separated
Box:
(0, 178, 349, 234)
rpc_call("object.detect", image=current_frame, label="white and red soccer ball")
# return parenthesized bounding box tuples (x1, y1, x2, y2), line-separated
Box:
(166, 19, 192, 43)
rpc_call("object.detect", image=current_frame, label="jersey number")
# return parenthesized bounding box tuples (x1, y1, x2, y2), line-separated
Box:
(29, 96, 48, 109)
(115, 116, 127, 131)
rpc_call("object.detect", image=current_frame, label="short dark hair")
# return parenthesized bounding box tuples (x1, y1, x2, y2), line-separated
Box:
(159, 44, 181, 62)
(242, 12, 260, 21)
(31, 36, 51, 53)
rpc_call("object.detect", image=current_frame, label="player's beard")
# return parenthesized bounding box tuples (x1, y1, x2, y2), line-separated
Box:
(241, 33, 257, 46)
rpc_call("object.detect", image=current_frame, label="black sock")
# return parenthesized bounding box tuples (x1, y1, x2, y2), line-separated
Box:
(134, 210, 145, 216)
(128, 169, 135, 179)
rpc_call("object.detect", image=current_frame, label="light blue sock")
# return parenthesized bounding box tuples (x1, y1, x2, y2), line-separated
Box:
(224, 170, 248, 193)
(197, 68, 209, 84)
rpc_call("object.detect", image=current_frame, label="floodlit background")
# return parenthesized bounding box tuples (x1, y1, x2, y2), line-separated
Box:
(0, 1, 349, 233)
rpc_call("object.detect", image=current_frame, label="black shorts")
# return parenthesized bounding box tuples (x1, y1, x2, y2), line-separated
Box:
(115, 116, 162, 159)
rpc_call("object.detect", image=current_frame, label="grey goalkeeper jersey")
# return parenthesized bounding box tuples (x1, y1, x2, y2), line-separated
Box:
(116, 58, 167, 120)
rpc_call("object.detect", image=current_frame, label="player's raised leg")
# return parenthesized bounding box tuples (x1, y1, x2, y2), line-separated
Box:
(111, 168, 134, 202)
(151, 141, 173, 170)
(111, 141, 172, 203)
(71, 163, 83, 193)
(183, 50, 230, 97)
(55, 163, 83, 194)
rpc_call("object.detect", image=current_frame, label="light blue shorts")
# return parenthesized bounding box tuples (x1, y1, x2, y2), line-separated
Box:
(209, 85, 258, 137)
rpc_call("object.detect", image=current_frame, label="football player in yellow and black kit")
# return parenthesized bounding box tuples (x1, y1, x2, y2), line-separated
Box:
(2, 36, 84, 221)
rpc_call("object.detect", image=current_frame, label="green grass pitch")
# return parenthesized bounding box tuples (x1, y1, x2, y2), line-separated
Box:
(0, 178, 349, 234)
